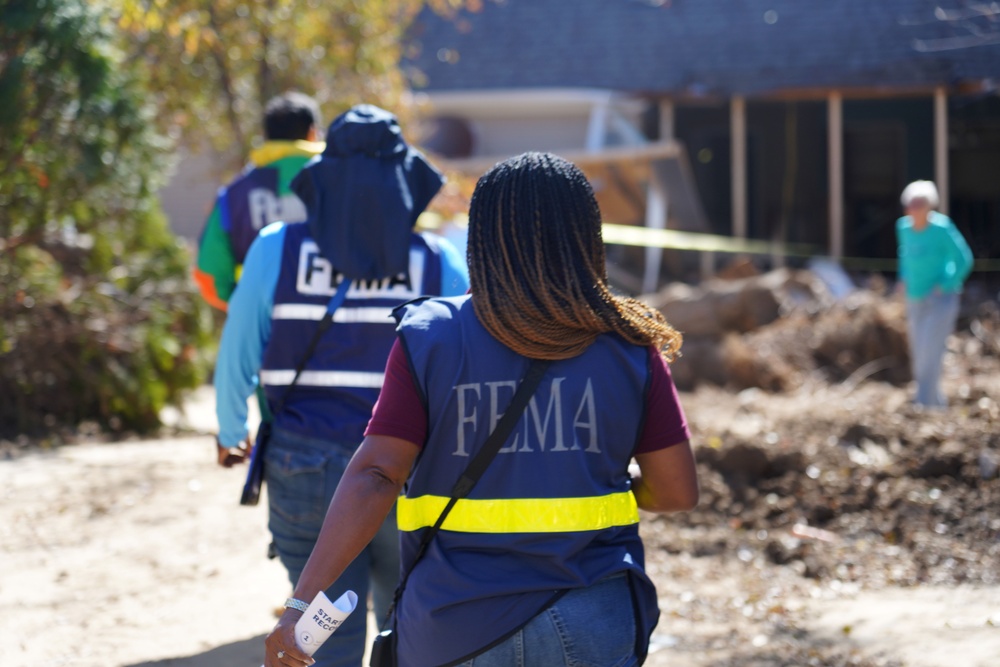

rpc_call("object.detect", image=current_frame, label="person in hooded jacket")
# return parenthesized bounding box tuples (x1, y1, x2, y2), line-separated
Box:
(214, 105, 469, 667)
(264, 152, 698, 667)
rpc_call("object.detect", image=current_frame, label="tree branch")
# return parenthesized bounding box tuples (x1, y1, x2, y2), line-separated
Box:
(257, 0, 277, 105)
(205, 4, 246, 152)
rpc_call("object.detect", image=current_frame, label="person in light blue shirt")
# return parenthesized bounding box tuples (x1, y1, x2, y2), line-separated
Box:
(896, 180, 973, 407)
(213, 105, 470, 667)
(214, 222, 470, 450)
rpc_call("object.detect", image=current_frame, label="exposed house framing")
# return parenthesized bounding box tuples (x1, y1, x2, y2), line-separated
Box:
(398, 0, 1000, 290)
(426, 89, 709, 293)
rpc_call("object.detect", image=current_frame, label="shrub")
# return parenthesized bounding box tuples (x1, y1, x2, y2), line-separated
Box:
(0, 0, 213, 437)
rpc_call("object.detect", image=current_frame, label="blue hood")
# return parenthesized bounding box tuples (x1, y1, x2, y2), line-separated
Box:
(291, 104, 444, 281)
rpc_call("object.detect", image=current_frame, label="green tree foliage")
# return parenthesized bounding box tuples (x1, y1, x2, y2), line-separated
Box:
(112, 0, 477, 165)
(0, 0, 213, 437)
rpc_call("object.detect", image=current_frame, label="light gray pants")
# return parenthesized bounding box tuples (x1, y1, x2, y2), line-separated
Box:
(906, 290, 960, 407)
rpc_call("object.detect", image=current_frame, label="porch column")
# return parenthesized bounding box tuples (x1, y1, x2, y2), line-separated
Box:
(659, 99, 675, 140)
(586, 97, 610, 151)
(935, 87, 949, 215)
(635, 100, 677, 293)
(827, 91, 844, 259)
(642, 172, 668, 295)
(730, 96, 748, 240)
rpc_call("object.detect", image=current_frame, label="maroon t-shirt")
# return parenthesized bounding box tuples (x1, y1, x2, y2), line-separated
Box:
(366, 340, 690, 452)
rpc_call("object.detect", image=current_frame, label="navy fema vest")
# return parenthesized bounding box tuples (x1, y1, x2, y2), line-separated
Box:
(260, 222, 443, 444)
(222, 164, 309, 265)
(393, 295, 660, 667)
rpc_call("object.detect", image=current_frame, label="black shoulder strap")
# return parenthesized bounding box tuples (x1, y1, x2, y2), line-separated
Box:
(384, 358, 551, 626)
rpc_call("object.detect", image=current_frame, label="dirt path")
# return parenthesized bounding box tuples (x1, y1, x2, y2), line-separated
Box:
(0, 436, 287, 667)
(2, 390, 999, 667)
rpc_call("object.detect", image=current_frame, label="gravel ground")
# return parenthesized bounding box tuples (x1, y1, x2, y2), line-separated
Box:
(2, 333, 999, 666)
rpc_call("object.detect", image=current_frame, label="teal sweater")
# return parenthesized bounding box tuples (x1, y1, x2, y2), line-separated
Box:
(896, 212, 973, 300)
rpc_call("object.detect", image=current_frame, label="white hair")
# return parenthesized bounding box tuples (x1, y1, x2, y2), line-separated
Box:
(900, 180, 940, 209)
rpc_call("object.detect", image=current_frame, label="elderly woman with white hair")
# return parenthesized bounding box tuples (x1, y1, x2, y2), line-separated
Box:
(896, 180, 973, 407)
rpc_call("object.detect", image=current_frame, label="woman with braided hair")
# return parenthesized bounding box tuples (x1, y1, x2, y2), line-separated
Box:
(265, 152, 698, 667)
(466, 151, 683, 361)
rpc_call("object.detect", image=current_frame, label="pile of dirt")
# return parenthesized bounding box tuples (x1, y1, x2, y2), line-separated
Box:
(648, 268, 834, 339)
(653, 270, 1000, 393)
(719, 291, 912, 392)
(648, 350, 1000, 589)
(643, 275, 1000, 664)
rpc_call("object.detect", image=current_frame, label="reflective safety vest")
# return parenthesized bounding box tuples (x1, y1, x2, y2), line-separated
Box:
(393, 295, 660, 667)
(260, 222, 443, 444)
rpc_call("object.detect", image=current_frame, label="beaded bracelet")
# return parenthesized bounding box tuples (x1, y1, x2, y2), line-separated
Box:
(283, 597, 310, 613)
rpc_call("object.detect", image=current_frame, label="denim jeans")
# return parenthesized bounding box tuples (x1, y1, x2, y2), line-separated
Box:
(456, 574, 637, 667)
(265, 427, 399, 667)
(906, 290, 960, 407)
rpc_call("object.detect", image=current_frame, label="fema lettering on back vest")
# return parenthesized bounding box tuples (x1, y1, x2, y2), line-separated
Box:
(392, 295, 659, 667)
(260, 223, 442, 444)
(226, 166, 311, 265)
(452, 376, 600, 457)
(295, 239, 422, 300)
(248, 189, 307, 232)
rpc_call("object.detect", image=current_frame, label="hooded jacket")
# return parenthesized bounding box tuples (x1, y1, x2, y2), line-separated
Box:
(291, 105, 445, 282)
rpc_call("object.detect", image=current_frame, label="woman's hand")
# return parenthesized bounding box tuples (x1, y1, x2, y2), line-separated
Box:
(261, 435, 417, 666)
(264, 610, 314, 667)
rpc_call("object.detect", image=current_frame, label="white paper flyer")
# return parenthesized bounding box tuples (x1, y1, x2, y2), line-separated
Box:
(262, 590, 358, 665)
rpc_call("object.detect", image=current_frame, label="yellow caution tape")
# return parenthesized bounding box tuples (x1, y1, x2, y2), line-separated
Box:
(601, 223, 1000, 272)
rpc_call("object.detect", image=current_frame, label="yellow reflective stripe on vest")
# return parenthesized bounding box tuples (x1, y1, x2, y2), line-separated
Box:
(396, 491, 639, 534)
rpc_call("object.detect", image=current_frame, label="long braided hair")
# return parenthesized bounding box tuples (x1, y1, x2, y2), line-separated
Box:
(468, 152, 682, 361)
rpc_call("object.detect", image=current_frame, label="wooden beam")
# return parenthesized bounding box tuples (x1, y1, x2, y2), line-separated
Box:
(742, 84, 947, 102)
(730, 96, 747, 239)
(605, 163, 648, 215)
(649, 100, 678, 290)
(663, 81, 989, 104)
(700, 250, 716, 280)
(659, 99, 675, 140)
(935, 87, 950, 215)
(828, 91, 844, 259)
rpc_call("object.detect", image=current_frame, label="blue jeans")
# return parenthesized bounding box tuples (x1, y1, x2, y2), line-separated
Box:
(456, 574, 638, 667)
(265, 427, 399, 667)
(906, 290, 960, 407)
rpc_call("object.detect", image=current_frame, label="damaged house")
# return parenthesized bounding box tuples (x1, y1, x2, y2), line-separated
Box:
(405, 0, 1000, 291)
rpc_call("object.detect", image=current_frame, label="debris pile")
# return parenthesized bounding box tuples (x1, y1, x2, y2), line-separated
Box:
(650, 345, 1000, 588)
(650, 269, 912, 391)
(643, 267, 1000, 595)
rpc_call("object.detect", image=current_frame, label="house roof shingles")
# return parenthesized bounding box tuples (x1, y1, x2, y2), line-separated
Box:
(405, 0, 1000, 96)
